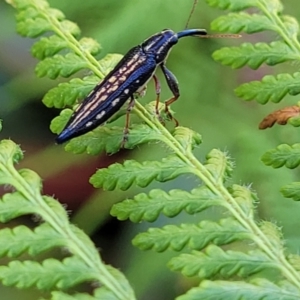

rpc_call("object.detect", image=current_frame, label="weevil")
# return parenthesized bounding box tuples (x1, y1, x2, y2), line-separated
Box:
(56, 28, 207, 144)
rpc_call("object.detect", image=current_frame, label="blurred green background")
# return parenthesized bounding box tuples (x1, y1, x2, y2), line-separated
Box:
(1, 0, 300, 299)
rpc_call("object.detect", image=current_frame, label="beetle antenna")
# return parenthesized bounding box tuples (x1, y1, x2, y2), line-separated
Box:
(185, 0, 198, 29)
(199, 34, 242, 39)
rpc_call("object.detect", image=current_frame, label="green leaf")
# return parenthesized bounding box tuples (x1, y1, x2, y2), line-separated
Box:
(43, 53, 122, 107)
(288, 115, 300, 127)
(59, 20, 81, 37)
(177, 279, 300, 300)
(264, 0, 284, 13)
(173, 127, 202, 151)
(12, 0, 49, 10)
(213, 42, 296, 70)
(0, 192, 36, 222)
(43, 76, 99, 108)
(79, 38, 102, 56)
(230, 184, 256, 216)
(282, 16, 299, 39)
(287, 254, 300, 272)
(90, 156, 193, 191)
(0, 140, 24, 187)
(50, 291, 97, 300)
(50, 109, 73, 133)
(205, 149, 233, 183)
(0, 224, 66, 257)
(94, 288, 120, 300)
(0, 139, 23, 165)
(106, 266, 135, 299)
(16, 7, 43, 22)
(132, 218, 250, 252)
(281, 182, 300, 201)
(43, 196, 70, 226)
(97, 54, 123, 76)
(64, 126, 124, 155)
(44, 8, 65, 20)
(169, 246, 278, 279)
(235, 73, 300, 104)
(68, 225, 102, 261)
(35, 53, 89, 79)
(205, 0, 260, 11)
(51, 288, 120, 300)
(259, 221, 283, 253)
(0, 257, 96, 290)
(16, 17, 52, 37)
(0, 195, 68, 226)
(31, 35, 69, 59)
(18, 168, 42, 192)
(261, 144, 300, 169)
(65, 124, 164, 155)
(211, 13, 277, 33)
(111, 187, 226, 223)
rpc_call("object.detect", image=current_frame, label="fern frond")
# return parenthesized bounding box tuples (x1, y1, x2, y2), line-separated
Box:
(36, 53, 89, 79)
(107, 112, 300, 297)
(7, 0, 127, 157)
(259, 221, 284, 253)
(31, 35, 70, 59)
(205, 0, 275, 12)
(0, 138, 135, 299)
(288, 255, 300, 272)
(42, 76, 99, 108)
(14, 0, 103, 77)
(259, 105, 300, 129)
(0, 224, 65, 257)
(205, 149, 233, 183)
(235, 73, 300, 104)
(178, 279, 300, 300)
(281, 182, 300, 201)
(42, 54, 122, 108)
(213, 41, 296, 69)
(0, 257, 95, 290)
(229, 184, 256, 216)
(206, 0, 300, 221)
(172, 127, 202, 151)
(261, 144, 300, 169)
(132, 218, 251, 252)
(169, 245, 278, 279)
(0, 192, 37, 222)
(111, 187, 226, 222)
(50, 291, 98, 300)
(64, 124, 163, 155)
(90, 156, 193, 190)
(51, 287, 120, 300)
(211, 13, 278, 33)
(207, 0, 300, 106)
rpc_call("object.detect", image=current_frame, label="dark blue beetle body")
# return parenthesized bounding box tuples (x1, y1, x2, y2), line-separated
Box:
(56, 29, 207, 144)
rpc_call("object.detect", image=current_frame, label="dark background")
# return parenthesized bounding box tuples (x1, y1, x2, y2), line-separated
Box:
(1, 0, 300, 299)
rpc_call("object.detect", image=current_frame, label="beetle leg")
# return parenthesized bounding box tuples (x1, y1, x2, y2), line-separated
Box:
(152, 74, 162, 117)
(160, 63, 180, 126)
(135, 85, 147, 98)
(121, 96, 135, 148)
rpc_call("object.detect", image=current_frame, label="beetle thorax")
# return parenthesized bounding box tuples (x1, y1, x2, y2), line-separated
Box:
(141, 29, 178, 63)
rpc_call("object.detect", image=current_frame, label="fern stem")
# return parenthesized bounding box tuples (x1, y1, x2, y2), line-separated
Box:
(134, 100, 300, 289)
(3, 160, 134, 300)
